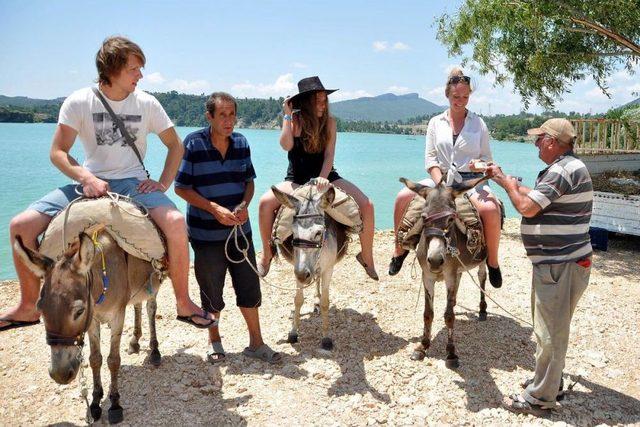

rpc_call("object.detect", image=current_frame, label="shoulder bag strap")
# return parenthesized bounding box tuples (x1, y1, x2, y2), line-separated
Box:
(91, 87, 150, 179)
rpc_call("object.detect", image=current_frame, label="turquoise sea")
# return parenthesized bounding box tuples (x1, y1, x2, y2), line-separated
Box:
(0, 123, 545, 280)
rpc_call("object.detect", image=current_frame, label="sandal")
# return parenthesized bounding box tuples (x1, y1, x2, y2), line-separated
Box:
(502, 393, 551, 416)
(242, 344, 282, 364)
(0, 317, 40, 332)
(176, 311, 218, 329)
(206, 341, 226, 364)
(388, 250, 409, 276)
(356, 252, 379, 281)
(521, 377, 565, 401)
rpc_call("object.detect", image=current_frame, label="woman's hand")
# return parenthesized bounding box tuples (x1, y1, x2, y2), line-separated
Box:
(468, 159, 492, 173)
(282, 97, 293, 115)
(137, 179, 167, 194)
(313, 177, 330, 192)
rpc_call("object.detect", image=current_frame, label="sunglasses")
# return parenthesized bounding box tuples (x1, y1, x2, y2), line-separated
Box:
(448, 75, 471, 84)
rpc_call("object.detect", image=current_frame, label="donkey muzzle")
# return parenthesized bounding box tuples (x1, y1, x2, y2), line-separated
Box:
(49, 347, 81, 384)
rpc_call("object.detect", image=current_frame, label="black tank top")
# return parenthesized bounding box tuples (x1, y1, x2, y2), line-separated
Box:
(284, 136, 341, 185)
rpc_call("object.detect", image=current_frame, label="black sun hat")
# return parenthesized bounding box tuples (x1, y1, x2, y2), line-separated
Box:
(289, 76, 338, 107)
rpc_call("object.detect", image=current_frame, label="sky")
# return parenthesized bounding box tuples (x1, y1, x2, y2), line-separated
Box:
(0, 0, 637, 115)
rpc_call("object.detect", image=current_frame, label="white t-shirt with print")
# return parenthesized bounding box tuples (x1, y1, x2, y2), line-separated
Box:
(424, 110, 491, 175)
(58, 87, 173, 180)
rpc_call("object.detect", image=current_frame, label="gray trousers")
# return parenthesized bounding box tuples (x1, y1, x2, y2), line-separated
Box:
(523, 259, 591, 408)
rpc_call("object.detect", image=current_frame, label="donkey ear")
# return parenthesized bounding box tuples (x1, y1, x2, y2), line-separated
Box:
(320, 186, 335, 209)
(74, 233, 96, 275)
(400, 177, 432, 199)
(450, 175, 490, 198)
(13, 235, 52, 278)
(271, 186, 299, 209)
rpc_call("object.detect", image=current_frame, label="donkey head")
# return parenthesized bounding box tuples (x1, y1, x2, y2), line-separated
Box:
(401, 175, 489, 273)
(272, 185, 335, 284)
(14, 232, 97, 384)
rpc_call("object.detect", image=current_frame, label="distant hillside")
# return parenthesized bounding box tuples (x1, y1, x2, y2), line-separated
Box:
(0, 95, 64, 108)
(622, 97, 640, 108)
(330, 93, 445, 122)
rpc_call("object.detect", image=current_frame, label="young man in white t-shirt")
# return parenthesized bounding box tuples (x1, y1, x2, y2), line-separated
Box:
(0, 36, 215, 331)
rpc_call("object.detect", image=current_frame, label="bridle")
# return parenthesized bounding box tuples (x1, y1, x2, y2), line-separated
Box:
(422, 209, 458, 239)
(291, 212, 326, 249)
(44, 273, 94, 347)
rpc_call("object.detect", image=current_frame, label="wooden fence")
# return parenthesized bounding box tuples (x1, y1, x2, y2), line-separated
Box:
(571, 119, 640, 154)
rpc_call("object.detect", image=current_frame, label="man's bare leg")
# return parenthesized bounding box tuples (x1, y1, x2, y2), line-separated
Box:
(149, 206, 214, 325)
(0, 210, 52, 328)
(239, 307, 264, 350)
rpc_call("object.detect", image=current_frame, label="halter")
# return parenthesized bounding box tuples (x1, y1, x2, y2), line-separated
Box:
(44, 231, 109, 347)
(291, 213, 326, 249)
(422, 209, 458, 238)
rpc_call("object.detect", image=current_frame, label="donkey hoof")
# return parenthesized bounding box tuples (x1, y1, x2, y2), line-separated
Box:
(128, 342, 140, 354)
(150, 349, 162, 367)
(90, 404, 102, 421)
(287, 332, 298, 344)
(446, 356, 460, 369)
(410, 350, 426, 361)
(320, 337, 333, 350)
(313, 304, 321, 315)
(108, 405, 124, 424)
(479, 311, 487, 321)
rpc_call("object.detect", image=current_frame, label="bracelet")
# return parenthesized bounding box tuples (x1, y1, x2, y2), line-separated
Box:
(283, 114, 292, 121)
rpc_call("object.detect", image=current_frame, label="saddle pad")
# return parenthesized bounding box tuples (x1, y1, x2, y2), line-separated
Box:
(272, 184, 363, 244)
(39, 196, 167, 264)
(397, 193, 485, 253)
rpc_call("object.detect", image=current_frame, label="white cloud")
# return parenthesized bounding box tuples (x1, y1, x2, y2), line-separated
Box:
(372, 41, 388, 52)
(292, 62, 307, 69)
(330, 89, 373, 102)
(373, 41, 410, 52)
(387, 85, 411, 94)
(392, 42, 410, 51)
(231, 73, 296, 98)
(140, 71, 211, 94)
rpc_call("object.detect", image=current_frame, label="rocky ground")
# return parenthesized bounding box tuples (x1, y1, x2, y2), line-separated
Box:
(1, 219, 639, 426)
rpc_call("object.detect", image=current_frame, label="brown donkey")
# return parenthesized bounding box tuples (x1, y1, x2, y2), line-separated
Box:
(401, 176, 491, 369)
(15, 229, 163, 424)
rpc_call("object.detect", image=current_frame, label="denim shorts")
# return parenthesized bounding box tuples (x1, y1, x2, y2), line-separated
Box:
(28, 178, 176, 217)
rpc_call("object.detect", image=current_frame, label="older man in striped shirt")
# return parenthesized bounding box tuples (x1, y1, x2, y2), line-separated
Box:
(486, 118, 593, 414)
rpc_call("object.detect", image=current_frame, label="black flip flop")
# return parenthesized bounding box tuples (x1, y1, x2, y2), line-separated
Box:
(176, 312, 218, 329)
(0, 318, 40, 332)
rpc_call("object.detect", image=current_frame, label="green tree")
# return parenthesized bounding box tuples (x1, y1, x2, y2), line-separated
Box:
(437, 0, 640, 108)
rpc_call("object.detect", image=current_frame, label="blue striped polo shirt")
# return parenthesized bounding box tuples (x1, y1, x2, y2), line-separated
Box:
(175, 128, 256, 245)
(521, 152, 593, 264)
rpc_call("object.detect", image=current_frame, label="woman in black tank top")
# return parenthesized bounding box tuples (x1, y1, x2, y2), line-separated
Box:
(257, 76, 378, 280)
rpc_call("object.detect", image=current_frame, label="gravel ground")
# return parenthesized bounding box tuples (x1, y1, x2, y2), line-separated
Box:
(1, 219, 639, 426)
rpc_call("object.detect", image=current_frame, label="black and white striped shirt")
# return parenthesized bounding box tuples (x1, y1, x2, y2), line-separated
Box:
(521, 152, 593, 264)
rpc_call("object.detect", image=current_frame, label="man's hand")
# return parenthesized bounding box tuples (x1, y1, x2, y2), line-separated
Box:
(485, 164, 504, 179)
(212, 204, 240, 226)
(137, 179, 167, 194)
(81, 176, 110, 198)
(234, 206, 249, 224)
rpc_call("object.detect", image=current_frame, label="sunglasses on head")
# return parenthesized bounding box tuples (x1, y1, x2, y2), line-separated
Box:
(448, 75, 471, 84)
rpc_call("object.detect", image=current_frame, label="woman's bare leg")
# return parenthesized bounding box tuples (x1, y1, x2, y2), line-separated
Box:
(469, 190, 501, 268)
(257, 181, 298, 275)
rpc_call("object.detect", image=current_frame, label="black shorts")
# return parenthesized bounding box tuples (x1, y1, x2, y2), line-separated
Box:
(192, 239, 261, 313)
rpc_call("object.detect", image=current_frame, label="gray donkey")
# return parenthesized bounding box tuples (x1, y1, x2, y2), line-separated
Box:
(14, 229, 163, 424)
(271, 185, 348, 350)
(401, 176, 491, 369)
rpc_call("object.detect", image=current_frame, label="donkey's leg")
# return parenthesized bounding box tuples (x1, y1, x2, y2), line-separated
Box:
(478, 261, 488, 321)
(319, 269, 333, 350)
(313, 280, 321, 315)
(88, 320, 104, 421)
(411, 272, 436, 361)
(288, 284, 304, 343)
(128, 303, 142, 354)
(444, 272, 461, 369)
(107, 311, 125, 424)
(146, 296, 161, 366)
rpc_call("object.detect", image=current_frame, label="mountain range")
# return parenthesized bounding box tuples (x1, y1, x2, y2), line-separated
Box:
(330, 93, 445, 122)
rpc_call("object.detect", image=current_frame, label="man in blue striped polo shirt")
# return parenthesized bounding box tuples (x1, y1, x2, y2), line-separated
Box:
(486, 118, 593, 414)
(175, 92, 280, 364)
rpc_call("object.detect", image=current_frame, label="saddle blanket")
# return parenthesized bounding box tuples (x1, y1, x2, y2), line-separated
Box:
(272, 184, 363, 245)
(39, 196, 167, 265)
